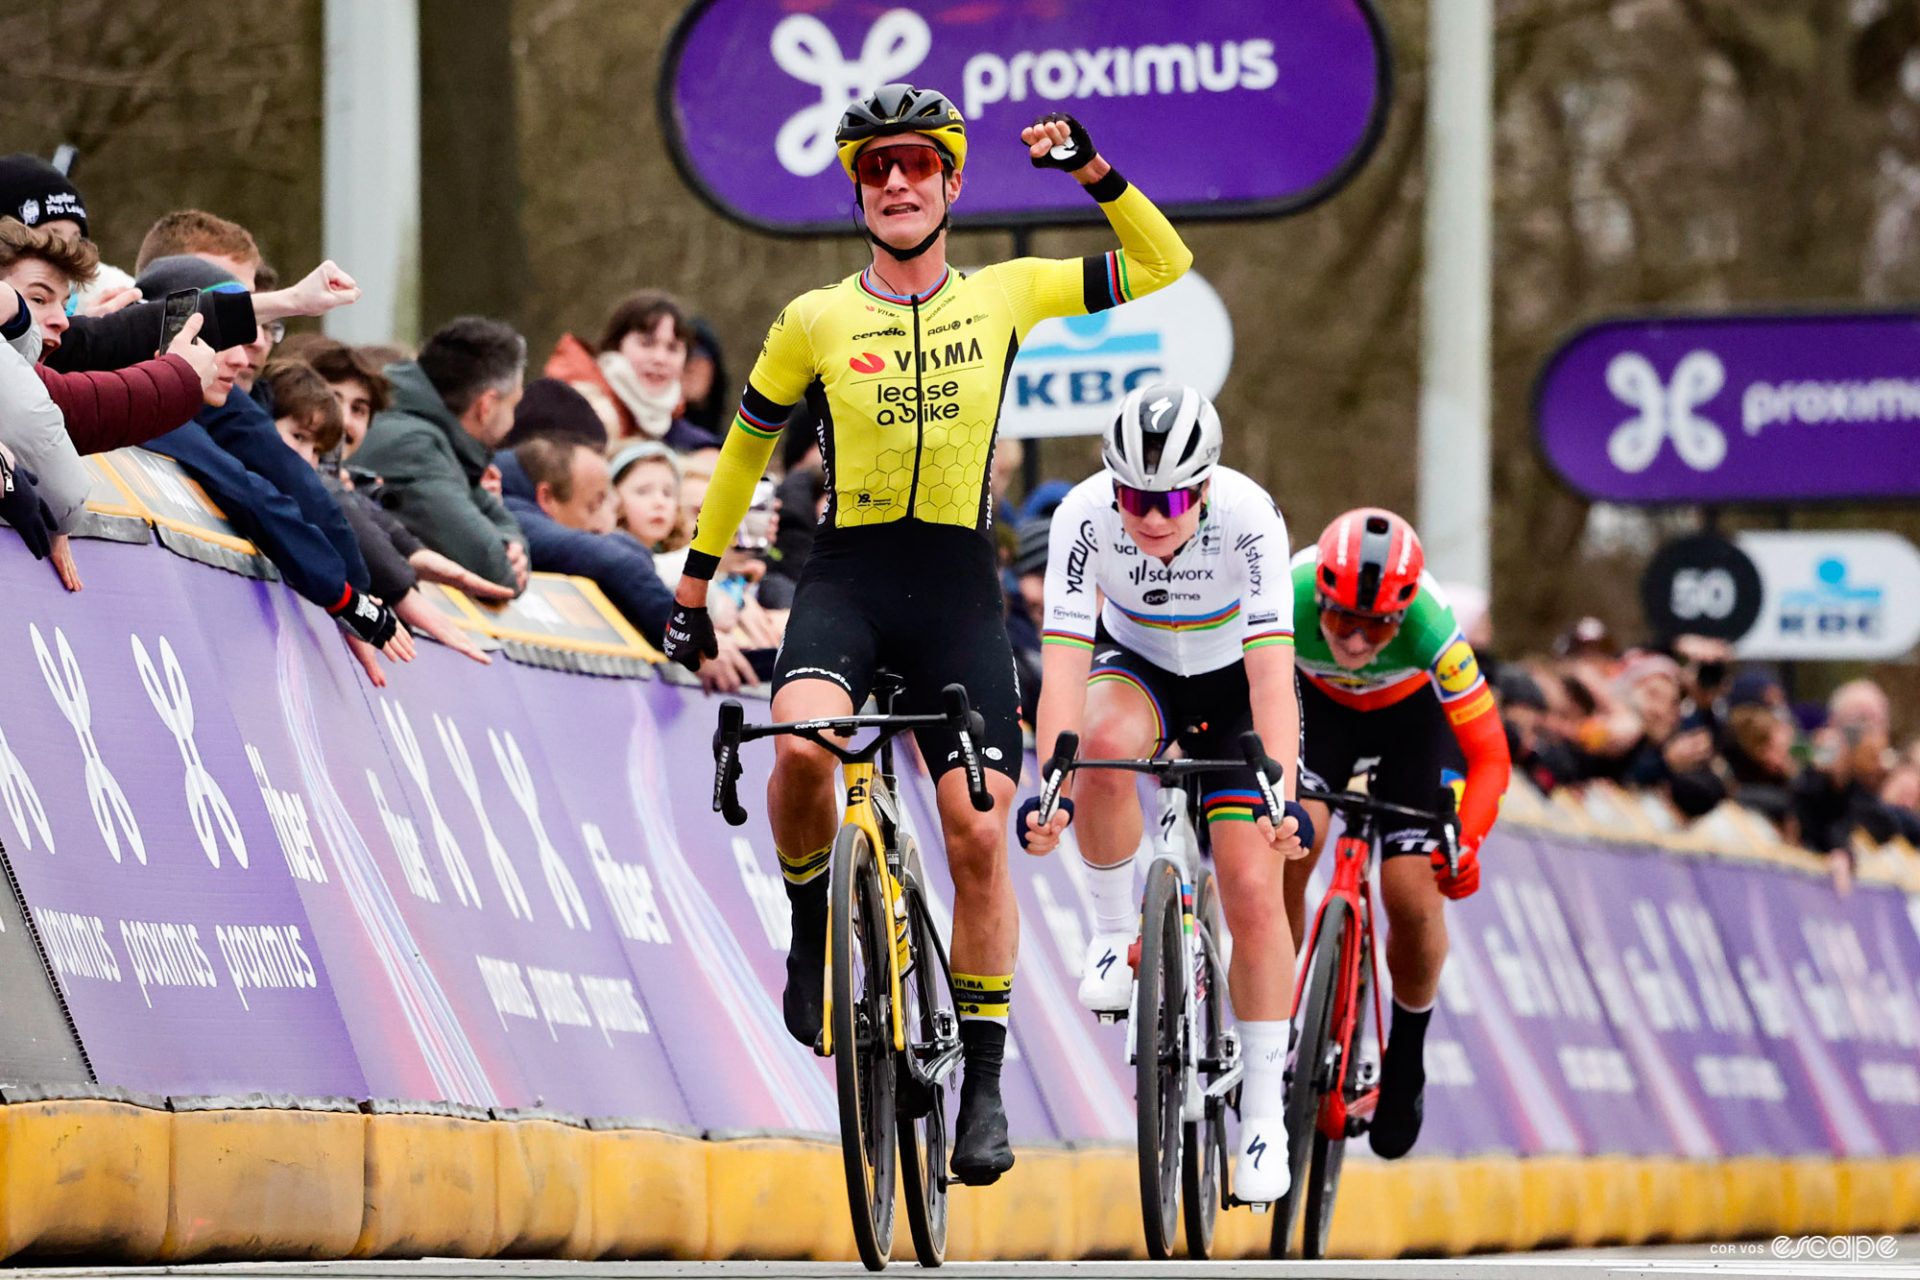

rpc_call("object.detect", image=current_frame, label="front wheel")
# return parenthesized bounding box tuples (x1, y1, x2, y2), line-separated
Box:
(1271, 895, 1348, 1259)
(1302, 927, 1368, 1258)
(1135, 859, 1185, 1260)
(898, 864, 953, 1267)
(830, 824, 897, 1271)
(1182, 870, 1227, 1260)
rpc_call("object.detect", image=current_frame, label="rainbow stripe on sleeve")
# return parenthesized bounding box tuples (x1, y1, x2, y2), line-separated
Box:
(1042, 630, 1095, 650)
(732, 403, 784, 441)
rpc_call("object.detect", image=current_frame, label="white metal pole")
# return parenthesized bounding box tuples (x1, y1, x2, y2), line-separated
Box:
(323, 0, 420, 345)
(1417, 0, 1493, 592)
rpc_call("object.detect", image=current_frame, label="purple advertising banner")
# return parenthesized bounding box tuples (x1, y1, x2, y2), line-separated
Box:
(661, 0, 1391, 233)
(1536, 312, 1920, 503)
(7, 530, 1920, 1162)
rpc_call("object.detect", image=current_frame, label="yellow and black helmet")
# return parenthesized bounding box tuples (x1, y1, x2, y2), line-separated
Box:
(834, 83, 968, 181)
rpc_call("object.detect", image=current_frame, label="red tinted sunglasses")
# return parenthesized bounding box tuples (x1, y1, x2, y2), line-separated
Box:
(1318, 601, 1405, 644)
(1114, 483, 1203, 519)
(853, 144, 945, 189)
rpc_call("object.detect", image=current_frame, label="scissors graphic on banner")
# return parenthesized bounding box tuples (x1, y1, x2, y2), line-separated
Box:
(772, 10, 932, 178)
(32, 624, 144, 865)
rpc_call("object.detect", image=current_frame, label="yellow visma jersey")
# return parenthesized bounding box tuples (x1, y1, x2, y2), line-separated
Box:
(689, 179, 1192, 562)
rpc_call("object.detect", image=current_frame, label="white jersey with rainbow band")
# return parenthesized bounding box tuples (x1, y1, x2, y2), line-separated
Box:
(1040, 467, 1294, 676)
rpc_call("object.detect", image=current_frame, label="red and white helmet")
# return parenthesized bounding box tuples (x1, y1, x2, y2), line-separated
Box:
(1315, 508, 1424, 615)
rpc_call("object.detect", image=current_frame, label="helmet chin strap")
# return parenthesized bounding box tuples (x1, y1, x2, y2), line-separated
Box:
(853, 178, 953, 266)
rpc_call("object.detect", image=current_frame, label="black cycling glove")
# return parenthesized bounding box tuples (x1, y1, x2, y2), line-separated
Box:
(0, 458, 58, 560)
(663, 603, 717, 673)
(1028, 112, 1097, 172)
(331, 584, 399, 648)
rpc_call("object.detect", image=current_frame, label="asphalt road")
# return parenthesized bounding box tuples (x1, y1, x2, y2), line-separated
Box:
(10, 1241, 1920, 1280)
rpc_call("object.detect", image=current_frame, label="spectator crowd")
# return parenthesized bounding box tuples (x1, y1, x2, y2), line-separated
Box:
(4, 150, 1917, 881)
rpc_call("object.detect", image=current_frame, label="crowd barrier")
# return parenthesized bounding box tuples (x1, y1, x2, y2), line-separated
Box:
(0, 448, 1917, 1260)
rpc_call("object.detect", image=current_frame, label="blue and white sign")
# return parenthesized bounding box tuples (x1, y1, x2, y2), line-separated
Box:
(996, 269, 1233, 439)
(1733, 531, 1920, 660)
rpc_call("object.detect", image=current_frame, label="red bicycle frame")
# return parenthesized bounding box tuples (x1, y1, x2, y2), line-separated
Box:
(1293, 828, 1388, 1142)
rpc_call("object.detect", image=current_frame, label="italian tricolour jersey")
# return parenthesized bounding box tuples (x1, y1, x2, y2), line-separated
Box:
(1041, 468, 1293, 676)
(1289, 549, 1493, 727)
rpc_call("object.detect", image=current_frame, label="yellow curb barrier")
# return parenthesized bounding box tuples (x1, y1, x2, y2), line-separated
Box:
(161, 1103, 364, 1261)
(1781, 1155, 1842, 1239)
(491, 1115, 592, 1258)
(1066, 1145, 1143, 1259)
(1669, 1157, 1730, 1242)
(1834, 1158, 1896, 1236)
(1516, 1154, 1581, 1249)
(584, 1126, 707, 1259)
(1569, 1156, 1635, 1246)
(353, 1109, 498, 1258)
(703, 1135, 847, 1259)
(1449, 1156, 1526, 1254)
(1398, 1155, 1466, 1253)
(1324, 1159, 1408, 1258)
(1895, 1158, 1920, 1233)
(0, 1097, 169, 1260)
(1636, 1156, 1685, 1244)
(948, 1146, 1078, 1260)
(1720, 1156, 1780, 1240)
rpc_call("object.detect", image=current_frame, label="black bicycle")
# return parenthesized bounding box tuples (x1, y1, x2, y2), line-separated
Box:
(1032, 730, 1288, 1259)
(713, 676, 993, 1271)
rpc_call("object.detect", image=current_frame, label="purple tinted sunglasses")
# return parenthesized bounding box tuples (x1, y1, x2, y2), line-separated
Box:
(1115, 482, 1203, 519)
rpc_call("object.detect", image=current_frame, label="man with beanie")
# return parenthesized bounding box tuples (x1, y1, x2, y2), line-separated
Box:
(502, 377, 609, 451)
(0, 153, 88, 241)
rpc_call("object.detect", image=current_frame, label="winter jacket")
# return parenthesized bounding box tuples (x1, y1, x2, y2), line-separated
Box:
(352, 362, 525, 591)
(194, 387, 369, 589)
(43, 291, 255, 374)
(0, 341, 89, 531)
(325, 473, 417, 606)
(495, 452, 673, 646)
(34, 355, 202, 454)
(544, 334, 720, 452)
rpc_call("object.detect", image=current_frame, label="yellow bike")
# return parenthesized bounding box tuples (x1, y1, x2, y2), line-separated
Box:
(714, 676, 992, 1271)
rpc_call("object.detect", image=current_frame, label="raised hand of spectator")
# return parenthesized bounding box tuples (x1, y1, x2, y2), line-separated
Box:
(480, 464, 504, 498)
(82, 285, 142, 317)
(736, 596, 784, 649)
(279, 260, 361, 317)
(164, 312, 220, 392)
(0, 451, 58, 560)
(48, 533, 81, 592)
(393, 588, 491, 666)
(698, 636, 759, 694)
(408, 547, 516, 600)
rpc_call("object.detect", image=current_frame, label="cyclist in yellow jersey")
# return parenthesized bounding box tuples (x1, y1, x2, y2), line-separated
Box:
(664, 83, 1191, 1185)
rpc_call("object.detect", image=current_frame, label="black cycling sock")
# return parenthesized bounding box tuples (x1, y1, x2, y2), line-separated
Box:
(959, 1017, 1006, 1093)
(1387, 999, 1432, 1067)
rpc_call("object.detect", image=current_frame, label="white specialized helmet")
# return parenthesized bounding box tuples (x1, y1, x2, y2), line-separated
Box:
(1102, 382, 1222, 490)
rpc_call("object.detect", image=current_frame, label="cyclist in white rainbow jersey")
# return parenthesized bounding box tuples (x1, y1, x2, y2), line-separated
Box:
(1019, 382, 1313, 1205)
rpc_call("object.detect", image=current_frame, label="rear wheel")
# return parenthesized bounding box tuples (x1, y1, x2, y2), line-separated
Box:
(898, 863, 953, 1268)
(830, 824, 896, 1271)
(1302, 925, 1368, 1258)
(1182, 870, 1227, 1260)
(1135, 860, 1185, 1259)
(1271, 895, 1348, 1259)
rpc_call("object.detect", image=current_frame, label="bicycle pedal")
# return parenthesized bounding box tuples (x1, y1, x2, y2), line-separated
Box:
(1095, 1010, 1127, 1025)
(1347, 1115, 1371, 1138)
(812, 1030, 828, 1058)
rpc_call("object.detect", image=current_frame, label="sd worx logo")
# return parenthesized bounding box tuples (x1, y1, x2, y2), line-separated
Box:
(849, 353, 886, 375)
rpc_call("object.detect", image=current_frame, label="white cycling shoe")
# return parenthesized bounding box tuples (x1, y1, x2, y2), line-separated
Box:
(1234, 1110, 1291, 1204)
(1077, 931, 1134, 1014)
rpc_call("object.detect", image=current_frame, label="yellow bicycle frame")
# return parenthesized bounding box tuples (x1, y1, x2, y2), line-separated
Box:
(820, 761, 910, 1057)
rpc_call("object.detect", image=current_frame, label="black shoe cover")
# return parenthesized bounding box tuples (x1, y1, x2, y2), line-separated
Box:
(1368, 1050, 1425, 1159)
(951, 1084, 1015, 1185)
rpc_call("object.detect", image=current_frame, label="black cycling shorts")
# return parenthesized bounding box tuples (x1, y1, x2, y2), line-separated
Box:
(1087, 627, 1267, 827)
(1297, 678, 1464, 859)
(773, 521, 1022, 783)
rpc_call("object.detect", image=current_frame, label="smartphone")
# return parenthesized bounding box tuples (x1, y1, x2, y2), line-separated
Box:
(157, 287, 201, 352)
(734, 479, 777, 551)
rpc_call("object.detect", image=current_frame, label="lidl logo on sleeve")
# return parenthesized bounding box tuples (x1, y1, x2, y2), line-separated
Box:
(1436, 639, 1480, 695)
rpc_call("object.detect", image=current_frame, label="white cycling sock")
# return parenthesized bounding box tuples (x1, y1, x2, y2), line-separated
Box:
(1240, 1019, 1290, 1120)
(1080, 856, 1137, 936)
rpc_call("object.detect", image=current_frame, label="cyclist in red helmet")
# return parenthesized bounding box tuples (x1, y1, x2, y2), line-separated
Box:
(1287, 508, 1511, 1160)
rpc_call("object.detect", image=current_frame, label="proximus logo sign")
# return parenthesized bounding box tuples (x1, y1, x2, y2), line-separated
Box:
(665, 0, 1389, 233)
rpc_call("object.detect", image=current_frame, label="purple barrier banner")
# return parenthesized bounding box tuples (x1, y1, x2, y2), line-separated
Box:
(1536, 312, 1920, 503)
(6, 532, 1920, 1163)
(662, 0, 1390, 233)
